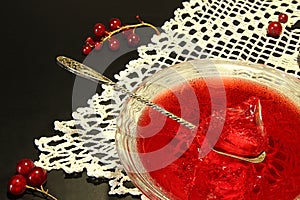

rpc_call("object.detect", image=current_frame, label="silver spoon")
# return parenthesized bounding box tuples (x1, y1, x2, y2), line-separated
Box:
(56, 56, 195, 129)
(56, 56, 266, 164)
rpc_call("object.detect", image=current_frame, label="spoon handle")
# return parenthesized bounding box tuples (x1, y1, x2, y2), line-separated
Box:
(57, 56, 114, 85)
(56, 56, 196, 129)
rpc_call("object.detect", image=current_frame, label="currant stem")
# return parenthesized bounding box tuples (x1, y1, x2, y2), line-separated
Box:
(26, 185, 58, 200)
(135, 15, 160, 34)
(91, 17, 160, 48)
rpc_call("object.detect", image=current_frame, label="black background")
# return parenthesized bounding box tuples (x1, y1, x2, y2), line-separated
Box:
(1, 0, 184, 199)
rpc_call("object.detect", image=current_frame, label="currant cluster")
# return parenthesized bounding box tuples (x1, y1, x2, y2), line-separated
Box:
(267, 13, 288, 37)
(8, 158, 57, 200)
(82, 15, 160, 55)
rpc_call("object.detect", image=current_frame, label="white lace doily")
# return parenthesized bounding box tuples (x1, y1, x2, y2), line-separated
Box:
(35, 0, 300, 198)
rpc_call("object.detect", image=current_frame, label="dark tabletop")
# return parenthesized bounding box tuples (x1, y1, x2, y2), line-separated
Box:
(0, 0, 184, 199)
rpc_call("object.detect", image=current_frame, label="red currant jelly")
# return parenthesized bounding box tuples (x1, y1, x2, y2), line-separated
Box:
(136, 78, 300, 200)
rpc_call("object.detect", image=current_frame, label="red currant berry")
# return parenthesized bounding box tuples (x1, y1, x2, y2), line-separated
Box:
(122, 28, 134, 37)
(94, 41, 102, 50)
(109, 18, 121, 31)
(27, 167, 48, 187)
(267, 21, 282, 37)
(82, 45, 92, 55)
(85, 36, 95, 46)
(278, 13, 288, 23)
(108, 38, 120, 51)
(16, 158, 35, 176)
(127, 33, 140, 47)
(8, 175, 27, 195)
(94, 23, 106, 37)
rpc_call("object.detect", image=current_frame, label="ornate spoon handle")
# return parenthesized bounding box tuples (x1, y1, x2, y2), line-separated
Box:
(56, 56, 196, 129)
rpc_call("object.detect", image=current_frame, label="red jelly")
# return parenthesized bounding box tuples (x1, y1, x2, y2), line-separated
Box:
(136, 77, 300, 200)
(212, 96, 267, 158)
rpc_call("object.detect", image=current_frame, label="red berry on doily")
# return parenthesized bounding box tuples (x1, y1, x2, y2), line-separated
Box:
(16, 158, 35, 176)
(278, 13, 288, 23)
(127, 33, 140, 47)
(109, 38, 120, 51)
(8, 175, 27, 195)
(109, 18, 122, 31)
(27, 167, 48, 187)
(267, 21, 282, 37)
(82, 44, 92, 55)
(94, 23, 106, 37)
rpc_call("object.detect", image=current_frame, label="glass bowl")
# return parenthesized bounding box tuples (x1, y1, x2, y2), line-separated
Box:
(115, 59, 300, 200)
